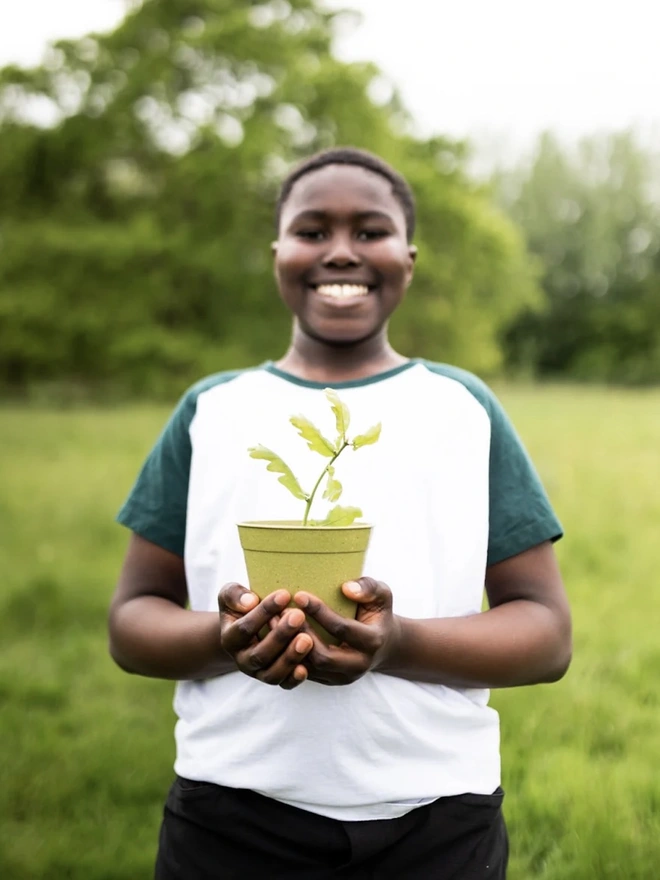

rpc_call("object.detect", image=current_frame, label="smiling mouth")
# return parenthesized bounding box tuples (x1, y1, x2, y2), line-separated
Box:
(312, 283, 372, 299)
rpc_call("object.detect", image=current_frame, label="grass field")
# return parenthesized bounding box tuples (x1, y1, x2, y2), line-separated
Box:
(1, 385, 659, 879)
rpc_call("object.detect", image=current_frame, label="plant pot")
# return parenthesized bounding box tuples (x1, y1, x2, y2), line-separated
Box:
(236, 521, 372, 644)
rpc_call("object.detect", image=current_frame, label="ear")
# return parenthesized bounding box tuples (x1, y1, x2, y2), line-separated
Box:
(405, 244, 417, 287)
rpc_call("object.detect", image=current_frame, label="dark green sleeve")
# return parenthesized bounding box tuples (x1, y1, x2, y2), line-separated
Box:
(484, 389, 563, 565)
(420, 361, 563, 565)
(116, 390, 196, 557)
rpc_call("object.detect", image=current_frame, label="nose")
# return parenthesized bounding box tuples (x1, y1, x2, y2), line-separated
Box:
(322, 232, 360, 267)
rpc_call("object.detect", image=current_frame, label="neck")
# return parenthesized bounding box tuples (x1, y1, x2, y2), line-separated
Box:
(275, 324, 408, 384)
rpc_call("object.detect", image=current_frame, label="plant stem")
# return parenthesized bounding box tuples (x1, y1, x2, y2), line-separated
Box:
(303, 442, 349, 525)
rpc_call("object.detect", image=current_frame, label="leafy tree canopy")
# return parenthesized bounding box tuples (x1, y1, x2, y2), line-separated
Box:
(0, 0, 540, 398)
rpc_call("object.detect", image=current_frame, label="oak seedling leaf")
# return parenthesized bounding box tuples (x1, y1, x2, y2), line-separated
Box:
(321, 505, 363, 527)
(248, 445, 308, 501)
(322, 466, 343, 502)
(248, 389, 381, 525)
(325, 388, 350, 445)
(352, 423, 382, 450)
(289, 415, 335, 458)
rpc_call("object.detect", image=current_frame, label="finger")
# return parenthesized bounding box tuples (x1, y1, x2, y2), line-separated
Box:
(295, 621, 372, 685)
(304, 643, 369, 686)
(240, 610, 310, 676)
(221, 590, 291, 652)
(294, 592, 378, 652)
(279, 663, 309, 691)
(251, 628, 314, 685)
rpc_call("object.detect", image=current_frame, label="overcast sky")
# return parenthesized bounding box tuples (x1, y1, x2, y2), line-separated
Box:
(2, 0, 659, 160)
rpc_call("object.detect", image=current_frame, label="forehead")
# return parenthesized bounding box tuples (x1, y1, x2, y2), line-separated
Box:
(281, 164, 406, 228)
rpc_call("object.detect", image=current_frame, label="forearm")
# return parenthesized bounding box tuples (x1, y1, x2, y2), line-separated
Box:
(379, 599, 572, 689)
(109, 596, 236, 680)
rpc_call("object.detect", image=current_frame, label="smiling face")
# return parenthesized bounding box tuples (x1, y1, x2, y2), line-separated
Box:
(273, 164, 416, 348)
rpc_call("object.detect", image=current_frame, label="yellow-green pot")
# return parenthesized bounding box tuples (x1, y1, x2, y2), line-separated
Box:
(236, 521, 372, 644)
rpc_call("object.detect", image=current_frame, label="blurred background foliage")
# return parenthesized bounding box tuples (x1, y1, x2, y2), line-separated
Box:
(494, 131, 660, 384)
(0, 0, 659, 399)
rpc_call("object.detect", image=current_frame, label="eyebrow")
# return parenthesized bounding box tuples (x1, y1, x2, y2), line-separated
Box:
(289, 210, 395, 224)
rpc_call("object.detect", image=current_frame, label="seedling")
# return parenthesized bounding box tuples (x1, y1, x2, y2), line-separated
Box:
(248, 388, 381, 526)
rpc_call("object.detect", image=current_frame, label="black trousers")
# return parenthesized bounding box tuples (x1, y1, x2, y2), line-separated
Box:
(155, 777, 508, 879)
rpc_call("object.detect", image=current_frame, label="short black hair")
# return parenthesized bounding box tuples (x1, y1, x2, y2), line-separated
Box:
(275, 147, 416, 241)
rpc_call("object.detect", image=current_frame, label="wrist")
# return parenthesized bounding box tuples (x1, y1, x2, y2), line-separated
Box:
(374, 614, 407, 674)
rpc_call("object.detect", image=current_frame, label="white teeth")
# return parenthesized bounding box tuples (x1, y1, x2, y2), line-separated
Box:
(316, 284, 370, 298)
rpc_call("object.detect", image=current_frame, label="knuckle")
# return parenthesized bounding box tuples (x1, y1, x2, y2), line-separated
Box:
(312, 651, 331, 673)
(366, 630, 385, 654)
(269, 624, 289, 646)
(257, 669, 279, 686)
(243, 651, 265, 673)
(218, 582, 241, 606)
(360, 577, 391, 603)
(234, 618, 254, 641)
(268, 631, 292, 655)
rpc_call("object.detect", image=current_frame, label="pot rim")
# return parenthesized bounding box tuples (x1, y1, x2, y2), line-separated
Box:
(237, 520, 372, 531)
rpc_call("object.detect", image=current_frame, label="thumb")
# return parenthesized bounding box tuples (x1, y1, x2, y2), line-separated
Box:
(218, 582, 259, 615)
(342, 577, 391, 610)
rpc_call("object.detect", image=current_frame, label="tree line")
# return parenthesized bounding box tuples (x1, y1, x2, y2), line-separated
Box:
(494, 130, 660, 384)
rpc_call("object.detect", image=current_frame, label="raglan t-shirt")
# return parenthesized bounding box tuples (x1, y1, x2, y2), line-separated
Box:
(117, 359, 562, 821)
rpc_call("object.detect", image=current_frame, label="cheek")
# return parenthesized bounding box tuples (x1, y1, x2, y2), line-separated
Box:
(274, 242, 309, 280)
(374, 243, 413, 282)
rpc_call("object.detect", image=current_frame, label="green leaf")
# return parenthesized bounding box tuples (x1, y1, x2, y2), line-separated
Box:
(325, 388, 350, 443)
(289, 415, 335, 457)
(248, 445, 308, 501)
(352, 422, 382, 449)
(320, 505, 362, 526)
(322, 466, 343, 502)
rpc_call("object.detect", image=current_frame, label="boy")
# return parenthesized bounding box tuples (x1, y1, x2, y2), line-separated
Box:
(109, 147, 572, 879)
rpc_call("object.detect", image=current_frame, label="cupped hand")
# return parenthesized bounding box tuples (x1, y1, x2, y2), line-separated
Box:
(218, 583, 313, 690)
(293, 577, 400, 686)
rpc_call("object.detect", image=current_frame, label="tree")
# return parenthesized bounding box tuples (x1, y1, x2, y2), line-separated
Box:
(0, 0, 541, 397)
(494, 131, 660, 382)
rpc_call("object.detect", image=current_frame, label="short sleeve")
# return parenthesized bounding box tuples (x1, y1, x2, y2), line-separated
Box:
(484, 391, 563, 565)
(116, 389, 196, 557)
(418, 361, 563, 567)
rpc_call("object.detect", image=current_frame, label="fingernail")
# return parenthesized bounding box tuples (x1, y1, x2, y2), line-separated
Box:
(288, 609, 304, 628)
(274, 591, 289, 607)
(239, 592, 256, 608)
(344, 580, 362, 595)
(295, 635, 310, 653)
(295, 593, 309, 608)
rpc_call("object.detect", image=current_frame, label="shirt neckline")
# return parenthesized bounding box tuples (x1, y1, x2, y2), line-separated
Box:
(262, 359, 418, 389)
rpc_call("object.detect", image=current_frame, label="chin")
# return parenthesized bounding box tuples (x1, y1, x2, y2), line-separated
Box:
(305, 325, 379, 348)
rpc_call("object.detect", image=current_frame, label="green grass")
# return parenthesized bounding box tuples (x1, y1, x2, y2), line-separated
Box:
(1, 386, 659, 878)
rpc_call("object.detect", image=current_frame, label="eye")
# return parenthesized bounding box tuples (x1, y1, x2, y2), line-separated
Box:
(296, 229, 326, 241)
(357, 229, 389, 242)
